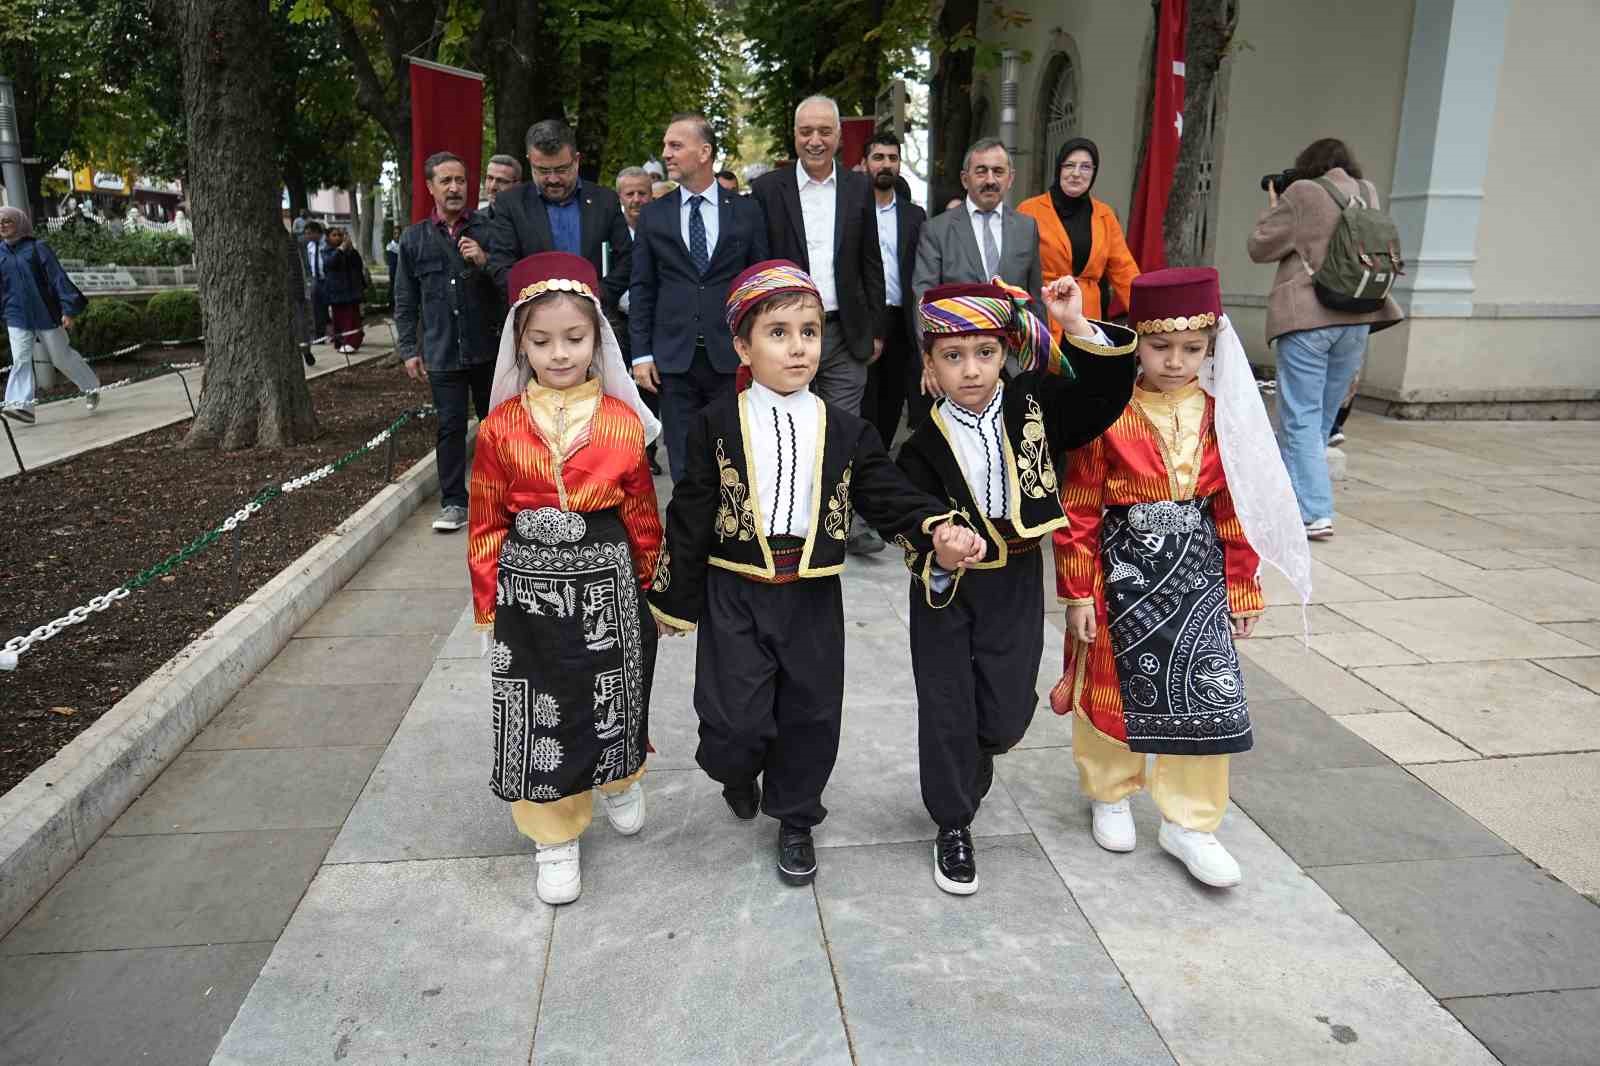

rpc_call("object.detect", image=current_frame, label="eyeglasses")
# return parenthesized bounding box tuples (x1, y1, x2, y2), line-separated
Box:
(967, 165, 1009, 179)
(1060, 163, 1096, 175)
(531, 160, 577, 179)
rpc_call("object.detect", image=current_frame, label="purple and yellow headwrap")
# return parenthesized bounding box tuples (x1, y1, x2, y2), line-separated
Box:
(919, 278, 1069, 379)
(725, 259, 822, 336)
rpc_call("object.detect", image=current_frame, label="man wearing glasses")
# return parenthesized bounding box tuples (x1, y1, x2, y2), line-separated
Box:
(912, 138, 1045, 374)
(485, 119, 632, 311)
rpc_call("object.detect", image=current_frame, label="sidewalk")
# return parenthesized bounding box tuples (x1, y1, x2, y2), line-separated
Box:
(3, 412, 1600, 1064)
(1, 325, 398, 480)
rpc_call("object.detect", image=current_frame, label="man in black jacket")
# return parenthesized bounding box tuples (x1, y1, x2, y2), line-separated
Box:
(395, 152, 501, 533)
(485, 119, 631, 310)
(859, 131, 928, 445)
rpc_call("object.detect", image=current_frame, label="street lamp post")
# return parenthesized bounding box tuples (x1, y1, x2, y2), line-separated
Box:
(0, 75, 29, 212)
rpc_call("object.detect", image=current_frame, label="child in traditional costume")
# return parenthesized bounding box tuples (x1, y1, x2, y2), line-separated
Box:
(1051, 267, 1311, 888)
(468, 252, 666, 905)
(649, 260, 984, 887)
(896, 274, 1139, 895)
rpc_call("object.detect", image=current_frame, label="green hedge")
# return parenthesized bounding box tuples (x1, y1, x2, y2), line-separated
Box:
(145, 290, 203, 341)
(73, 299, 147, 357)
(46, 226, 194, 267)
(365, 280, 390, 306)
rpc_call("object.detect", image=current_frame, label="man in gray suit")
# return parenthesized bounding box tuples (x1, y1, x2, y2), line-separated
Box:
(912, 138, 1044, 387)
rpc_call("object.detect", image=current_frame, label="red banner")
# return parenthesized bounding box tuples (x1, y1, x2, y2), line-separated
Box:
(1126, 0, 1187, 272)
(409, 59, 485, 223)
(840, 117, 877, 170)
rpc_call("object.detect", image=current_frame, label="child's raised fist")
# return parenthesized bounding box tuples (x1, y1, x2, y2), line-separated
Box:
(1044, 275, 1094, 339)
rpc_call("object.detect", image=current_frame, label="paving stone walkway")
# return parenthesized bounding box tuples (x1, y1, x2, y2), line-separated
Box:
(4, 410, 1600, 1065)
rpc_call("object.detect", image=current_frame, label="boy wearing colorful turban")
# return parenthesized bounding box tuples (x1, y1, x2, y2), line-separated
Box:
(649, 260, 984, 887)
(897, 274, 1138, 894)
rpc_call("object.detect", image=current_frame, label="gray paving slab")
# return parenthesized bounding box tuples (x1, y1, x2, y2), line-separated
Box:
(815, 835, 1174, 1066)
(0, 829, 334, 955)
(341, 532, 471, 591)
(296, 588, 467, 637)
(191, 680, 419, 750)
(0, 942, 273, 1066)
(255, 634, 441, 686)
(1311, 855, 1600, 999)
(1230, 765, 1513, 867)
(108, 746, 384, 835)
(210, 856, 550, 1066)
(999, 748, 1499, 1065)
(534, 770, 851, 1066)
(1241, 698, 1394, 772)
(1444, 989, 1600, 1066)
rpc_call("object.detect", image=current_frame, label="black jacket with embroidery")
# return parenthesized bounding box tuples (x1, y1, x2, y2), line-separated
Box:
(895, 322, 1139, 604)
(649, 389, 956, 628)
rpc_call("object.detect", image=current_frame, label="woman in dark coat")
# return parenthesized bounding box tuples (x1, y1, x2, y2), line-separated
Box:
(322, 226, 367, 352)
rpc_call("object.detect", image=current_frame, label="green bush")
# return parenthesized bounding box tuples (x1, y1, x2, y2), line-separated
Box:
(45, 225, 194, 267)
(73, 299, 147, 357)
(364, 280, 390, 306)
(145, 290, 203, 341)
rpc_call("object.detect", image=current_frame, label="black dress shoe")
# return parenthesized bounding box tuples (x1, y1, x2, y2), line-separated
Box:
(976, 752, 995, 800)
(777, 824, 817, 885)
(303, 348, 316, 367)
(933, 826, 978, 895)
(723, 780, 761, 820)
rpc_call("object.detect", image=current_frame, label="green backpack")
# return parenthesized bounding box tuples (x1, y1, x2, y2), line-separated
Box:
(1306, 177, 1404, 313)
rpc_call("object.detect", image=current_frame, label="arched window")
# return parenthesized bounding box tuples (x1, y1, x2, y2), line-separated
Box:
(1036, 51, 1080, 191)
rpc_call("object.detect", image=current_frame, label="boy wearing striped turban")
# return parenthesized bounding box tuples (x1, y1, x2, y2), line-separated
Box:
(898, 274, 1138, 894)
(649, 259, 984, 888)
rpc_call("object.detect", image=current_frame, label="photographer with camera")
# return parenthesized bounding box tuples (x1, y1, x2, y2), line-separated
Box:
(1248, 138, 1403, 540)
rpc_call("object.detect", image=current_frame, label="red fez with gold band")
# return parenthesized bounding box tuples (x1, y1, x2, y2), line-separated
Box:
(1128, 267, 1222, 335)
(918, 277, 1069, 379)
(505, 251, 600, 308)
(725, 259, 822, 336)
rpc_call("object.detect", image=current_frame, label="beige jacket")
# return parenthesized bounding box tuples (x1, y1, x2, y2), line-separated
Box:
(1247, 167, 1404, 344)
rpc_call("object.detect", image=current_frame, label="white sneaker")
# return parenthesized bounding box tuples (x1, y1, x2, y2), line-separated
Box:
(1158, 820, 1241, 888)
(599, 781, 646, 836)
(1305, 517, 1334, 541)
(535, 840, 581, 904)
(1090, 800, 1137, 852)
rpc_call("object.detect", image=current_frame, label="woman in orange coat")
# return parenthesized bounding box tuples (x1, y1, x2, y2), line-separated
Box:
(1018, 137, 1141, 334)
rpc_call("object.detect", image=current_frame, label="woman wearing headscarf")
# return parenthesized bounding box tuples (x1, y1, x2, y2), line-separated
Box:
(0, 206, 101, 424)
(1017, 138, 1141, 338)
(321, 225, 367, 353)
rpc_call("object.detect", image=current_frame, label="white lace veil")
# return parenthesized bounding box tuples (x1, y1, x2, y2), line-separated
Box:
(487, 286, 662, 444)
(1198, 314, 1313, 609)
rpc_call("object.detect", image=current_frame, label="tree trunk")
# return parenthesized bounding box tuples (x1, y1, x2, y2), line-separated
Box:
(172, 0, 317, 450)
(474, 0, 560, 160)
(353, 182, 374, 267)
(1162, 0, 1236, 266)
(927, 0, 979, 214)
(284, 166, 310, 217)
(576, 39, 612, 178)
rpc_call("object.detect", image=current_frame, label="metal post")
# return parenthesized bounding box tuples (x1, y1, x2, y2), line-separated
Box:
(226, 521, 245, 603)
(173, 365, 197, 415)
(1, 414, 24, 475)
(384, 431, 396, 483)
(998, 50, 1022, 160)
(0, 75, 29, 213)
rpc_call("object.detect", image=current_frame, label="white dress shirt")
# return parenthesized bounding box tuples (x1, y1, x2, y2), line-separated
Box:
(966, 197, 1003, 280)
(797, 164, 839, 312)
(678, 178, 720, 259)
(875, 198, 901, 308)
(746, 381, 820, 538)
(941, 383, 1009, 519)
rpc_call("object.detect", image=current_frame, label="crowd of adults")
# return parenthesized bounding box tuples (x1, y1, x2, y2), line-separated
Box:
(385, 101, 1389, 542)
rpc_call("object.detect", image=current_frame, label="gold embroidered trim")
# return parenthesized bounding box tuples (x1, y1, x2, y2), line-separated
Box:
(648, 603, 695, 632)
(714, 438, 757, 543)
(516, 278, 596, 305)
(1135, 312, 1217, 335)
(1064, 321, 1138, 356)
(893, 533, 918, 575)
(650, 546, 671, 592)
(823, 467, 853, 540)
(1017, 394, 1057, 499)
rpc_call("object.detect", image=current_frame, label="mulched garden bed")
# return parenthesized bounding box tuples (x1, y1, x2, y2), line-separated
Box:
(0, 356, 438, 794)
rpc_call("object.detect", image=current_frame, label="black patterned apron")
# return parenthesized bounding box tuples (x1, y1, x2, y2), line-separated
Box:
(1101, 496, 1253, 756)
(490, 506, 655, 802)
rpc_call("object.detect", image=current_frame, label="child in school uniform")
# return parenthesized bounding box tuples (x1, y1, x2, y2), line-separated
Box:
(649, 260, 984, 887)
(896, 274, 1139, 894)
(1051, 267, 1311, 888)
(468, 252, 665, 905)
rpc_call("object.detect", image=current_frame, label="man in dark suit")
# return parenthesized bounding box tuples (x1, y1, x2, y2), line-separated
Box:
(859, 131, 928, 444)
(749, 96, 886, 419)
(486, 119, 631, 309)
(629, 112, 769, 482)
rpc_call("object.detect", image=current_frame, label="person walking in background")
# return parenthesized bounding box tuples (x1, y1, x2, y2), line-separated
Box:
(1247, 138, 1402, 540)
(301, 219, 331, 344)
(859, 131, 927, 443)
(395, 151, 502, 533)
(383, 224, 399, 311)
(481, 154, 523, 217)
(1017, 137, 1141, 334)
(628, 112, 768, 482)
(615, 165, 662, 474)
(716, 170, 740, 195)
(0, 206, 101, 424)
(322, 226, 366, 353)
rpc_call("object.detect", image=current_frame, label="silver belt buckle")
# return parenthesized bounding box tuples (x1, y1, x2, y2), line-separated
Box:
(1128, 500, 1200, 536)
(515, 506, 587, 545)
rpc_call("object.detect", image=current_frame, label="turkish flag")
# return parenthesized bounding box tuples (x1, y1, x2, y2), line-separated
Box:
(1126, 0, 1187, 272)
(409, 59, 485, 223)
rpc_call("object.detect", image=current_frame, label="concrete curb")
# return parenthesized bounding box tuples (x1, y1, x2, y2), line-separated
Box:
(0, 443, 446, 937)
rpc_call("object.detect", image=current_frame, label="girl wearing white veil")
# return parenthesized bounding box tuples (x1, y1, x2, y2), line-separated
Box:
(1050, 267, 1310, 889)
(468, 252, 663, 905)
